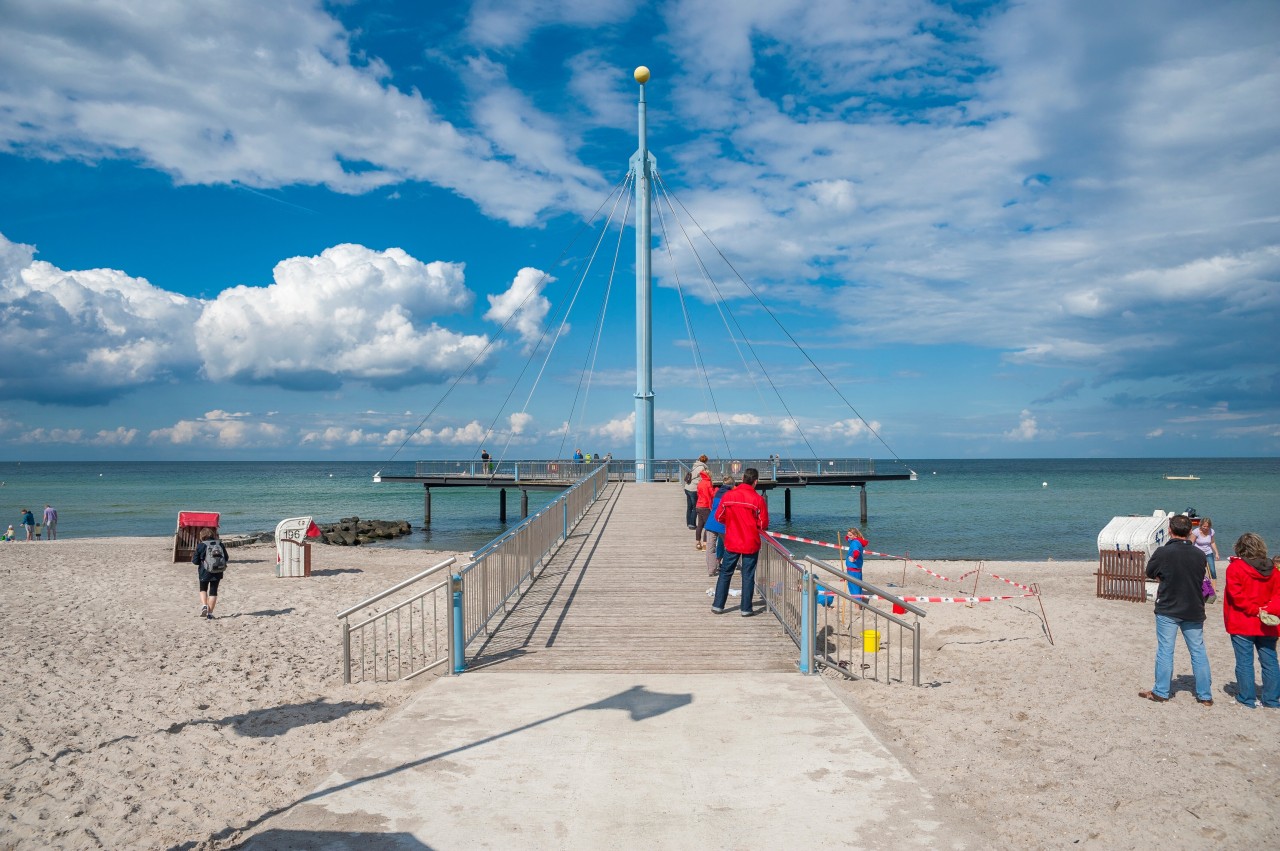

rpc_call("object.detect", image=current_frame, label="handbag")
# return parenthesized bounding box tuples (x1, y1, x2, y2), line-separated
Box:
(1201, 577, 1214, 598)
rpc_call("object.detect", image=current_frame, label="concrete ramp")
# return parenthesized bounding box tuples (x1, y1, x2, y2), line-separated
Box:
(244, 672, 973, 850)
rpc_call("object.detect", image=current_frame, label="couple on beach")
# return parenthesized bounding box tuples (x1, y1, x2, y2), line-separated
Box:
(1141, 514, 1279, 709)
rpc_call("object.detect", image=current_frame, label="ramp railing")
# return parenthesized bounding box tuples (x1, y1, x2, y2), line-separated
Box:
(756, 537, 926, 685)
(454, 464, 610, 663)
(338, 556, 457, 684)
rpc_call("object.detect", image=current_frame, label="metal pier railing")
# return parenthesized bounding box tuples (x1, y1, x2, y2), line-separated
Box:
(337, 556, 457, 684)
(756, 537, 926, 686)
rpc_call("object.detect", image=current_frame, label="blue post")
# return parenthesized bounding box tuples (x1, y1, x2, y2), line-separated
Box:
(450, 573, 466, 674)
(800, 568, 813, 674)
(631, 66, 656, 482)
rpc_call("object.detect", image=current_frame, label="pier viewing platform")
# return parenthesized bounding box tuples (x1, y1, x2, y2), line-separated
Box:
(375, 457, 916, 522)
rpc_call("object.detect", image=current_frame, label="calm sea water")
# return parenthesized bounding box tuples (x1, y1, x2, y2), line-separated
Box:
(1, 458, 1277, 561)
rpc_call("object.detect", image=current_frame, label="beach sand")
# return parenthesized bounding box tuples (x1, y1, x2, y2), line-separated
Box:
(1, 541, 1276, 849)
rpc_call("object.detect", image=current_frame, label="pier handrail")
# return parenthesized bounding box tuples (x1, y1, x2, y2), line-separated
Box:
(755, 534, 925, 685)
(454, 464, 610, 663)
(803, 555, 924, 686)
(337, 556, 457, 620)
(338, 555, 457, 684)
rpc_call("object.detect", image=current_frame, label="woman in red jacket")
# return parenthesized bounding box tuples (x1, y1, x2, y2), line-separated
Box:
(694, 469, 714, 550)
(1223, 532, 1279, 709)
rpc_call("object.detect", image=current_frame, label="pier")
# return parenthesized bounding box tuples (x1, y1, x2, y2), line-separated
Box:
(376, 457, 915, 523)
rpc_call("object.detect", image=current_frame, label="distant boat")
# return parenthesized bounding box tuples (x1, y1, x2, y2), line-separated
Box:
(1163, 474, 1200, 481)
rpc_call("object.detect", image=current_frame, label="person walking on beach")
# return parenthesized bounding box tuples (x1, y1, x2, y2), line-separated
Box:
(193, 528, 229, 620)
(1222, 532, 1279, 709)
(1140, 514, 1213, 705)
(694, 467, 714, 550)
(20, 508, 34, 541)
(1192, 517, 1220, 601)
(702, 476, 734, 576)
(711, 467, 768, 616)
(42, 504, 57, 541)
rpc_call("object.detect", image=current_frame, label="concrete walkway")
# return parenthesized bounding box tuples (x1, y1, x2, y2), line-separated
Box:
(243, 671, 972, 850)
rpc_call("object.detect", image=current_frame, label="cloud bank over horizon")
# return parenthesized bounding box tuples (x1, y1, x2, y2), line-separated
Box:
(0, 0, 1276, 458)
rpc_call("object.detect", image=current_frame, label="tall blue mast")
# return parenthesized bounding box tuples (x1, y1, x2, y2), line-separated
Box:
(630, 65, 656, 482)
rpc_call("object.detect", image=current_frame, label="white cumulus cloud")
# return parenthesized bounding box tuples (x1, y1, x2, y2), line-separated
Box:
(1004, 409, 1039, 441)
(484, 267, 554, 351)
(199, 244, 490, 389)
(0, 233, 200, 404)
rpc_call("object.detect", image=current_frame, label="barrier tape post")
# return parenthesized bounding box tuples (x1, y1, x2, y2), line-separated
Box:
(1034, 582, 1055, 646)
(969, 561, 982, 607)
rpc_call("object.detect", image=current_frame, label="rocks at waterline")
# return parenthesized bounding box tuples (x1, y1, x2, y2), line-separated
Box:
(316, 517, 413, 546)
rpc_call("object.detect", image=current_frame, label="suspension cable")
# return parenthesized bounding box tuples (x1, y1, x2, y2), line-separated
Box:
(655, 174, 821, 461)
(486, 173, 634, 469)
(652, 188, 733, 460)
(658, 175, 903, 463)
(558, 183, 633, 459)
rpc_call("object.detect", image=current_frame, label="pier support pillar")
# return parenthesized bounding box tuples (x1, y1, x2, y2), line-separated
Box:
(784, 487, 792, 521)
(857, 485, 868, 524)
(423, 485, 432, 527)
(520, 489, 529, 519)
(499, 489, 507, 523)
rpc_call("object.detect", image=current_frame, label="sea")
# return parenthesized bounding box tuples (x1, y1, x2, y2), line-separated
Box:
(1, 458, 1277, 562)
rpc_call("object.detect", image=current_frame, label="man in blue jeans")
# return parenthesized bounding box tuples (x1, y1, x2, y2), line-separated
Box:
(711, 468, 768, 616)
(1140, 514, 1213, 705)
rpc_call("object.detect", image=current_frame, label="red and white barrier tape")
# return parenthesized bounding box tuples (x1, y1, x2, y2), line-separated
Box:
(768, 531, 841, 550)
(768, 532, 1037, 594)
(820, 592, 1037, 604)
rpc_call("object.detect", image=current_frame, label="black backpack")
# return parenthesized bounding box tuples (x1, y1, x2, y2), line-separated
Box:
(202, 540, 227, 574)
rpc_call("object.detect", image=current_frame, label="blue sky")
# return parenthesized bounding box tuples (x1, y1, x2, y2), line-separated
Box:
(1, 0, 1277, 463)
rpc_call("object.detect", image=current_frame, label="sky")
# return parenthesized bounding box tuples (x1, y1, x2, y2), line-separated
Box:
(1, 0, 1278, 464)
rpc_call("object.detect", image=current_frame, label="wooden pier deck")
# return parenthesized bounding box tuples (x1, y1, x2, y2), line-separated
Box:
(468, 481, 797, 673)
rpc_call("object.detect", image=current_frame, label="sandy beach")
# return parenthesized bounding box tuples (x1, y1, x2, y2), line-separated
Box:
(1, 539, 1276, 849)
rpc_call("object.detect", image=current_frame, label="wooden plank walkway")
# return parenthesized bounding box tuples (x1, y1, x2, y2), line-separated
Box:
(468, 481, 797, 672)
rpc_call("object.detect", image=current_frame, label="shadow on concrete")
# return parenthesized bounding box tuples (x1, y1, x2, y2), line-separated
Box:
(201, 683, 691, 849)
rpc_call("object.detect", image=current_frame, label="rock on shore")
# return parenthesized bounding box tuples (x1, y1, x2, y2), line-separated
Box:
(317, 516, 413, 546)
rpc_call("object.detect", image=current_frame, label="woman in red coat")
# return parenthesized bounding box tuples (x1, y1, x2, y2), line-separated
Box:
(1223, 532, 1279, 708)
(694, 469, 714, 550)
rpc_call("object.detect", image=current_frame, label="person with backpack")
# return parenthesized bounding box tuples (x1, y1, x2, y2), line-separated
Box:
(193, 528, 229, 620)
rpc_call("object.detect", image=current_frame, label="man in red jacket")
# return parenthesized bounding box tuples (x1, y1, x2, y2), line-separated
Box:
(711, 468, 769, 616)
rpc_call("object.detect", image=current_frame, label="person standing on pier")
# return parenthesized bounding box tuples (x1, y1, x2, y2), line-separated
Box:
(1139, 513, 1212, 705)
(711, 468, 769, 616)
(703, 476, 734, 576)
(684, 454, 709, 529)
(694, 467, 714, 550)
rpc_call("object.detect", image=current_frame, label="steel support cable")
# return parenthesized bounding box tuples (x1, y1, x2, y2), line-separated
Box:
(654, 178, 803, 459)
(659, 184, 903, 464)
(655, 175, 820, 461)
(652, 188, 733, 461)
(558, 185, 632, 460)
(378, 172, 633, 471)
(481, 174, 635, 473)
(479, 176, 630, 469)
(483, 174, 634, 470)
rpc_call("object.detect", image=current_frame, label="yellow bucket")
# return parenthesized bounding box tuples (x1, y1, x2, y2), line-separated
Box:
(863, 629, 880, 653)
